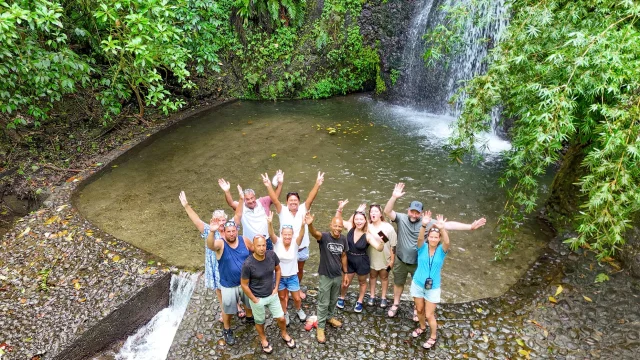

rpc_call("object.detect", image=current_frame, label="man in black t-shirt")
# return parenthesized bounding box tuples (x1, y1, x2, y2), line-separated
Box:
(241, 235, 296, 353)
(307, 212, 349, 344)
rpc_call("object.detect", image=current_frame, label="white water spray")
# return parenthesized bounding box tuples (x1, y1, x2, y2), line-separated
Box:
(115, 272, 199, 360)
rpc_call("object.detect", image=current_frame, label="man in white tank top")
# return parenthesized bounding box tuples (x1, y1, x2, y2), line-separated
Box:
(218, 170, 284, 250)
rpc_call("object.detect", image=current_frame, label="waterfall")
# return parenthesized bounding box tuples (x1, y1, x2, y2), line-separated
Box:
(115, 272, 199, 360)
(393, 0, 508, 116)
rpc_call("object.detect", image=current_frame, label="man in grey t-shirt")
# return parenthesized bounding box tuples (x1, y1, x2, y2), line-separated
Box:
(384, 182, 487, 318)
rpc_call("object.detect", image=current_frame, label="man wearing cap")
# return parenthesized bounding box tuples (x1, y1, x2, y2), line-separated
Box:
(206, 186, 256, 345)
(384, 182, 487, 318)
(218, 170, 284, 251)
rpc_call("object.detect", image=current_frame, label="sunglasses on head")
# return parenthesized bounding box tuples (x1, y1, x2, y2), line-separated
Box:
(429, 228, 440, 233)
(224, 221, 236, 228)
(282, 224, 293, 229)
(253, 234, 266, 240)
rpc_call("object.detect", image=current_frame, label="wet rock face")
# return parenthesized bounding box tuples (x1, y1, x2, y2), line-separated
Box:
(358, 1, 415, 76)
(620, 224, 640, 278)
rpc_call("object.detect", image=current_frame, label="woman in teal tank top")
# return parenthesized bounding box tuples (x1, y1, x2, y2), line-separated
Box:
(411, 212, 449, 350)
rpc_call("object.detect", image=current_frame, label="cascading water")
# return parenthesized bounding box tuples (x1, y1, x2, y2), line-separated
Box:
(393, 0, 508, 116)
(115, 272, 199, 360)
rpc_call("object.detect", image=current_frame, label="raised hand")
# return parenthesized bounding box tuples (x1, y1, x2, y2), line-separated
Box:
(392, 183, 405, 199)
(435, 214, 447, 229)
(218, 178, 231, 192)
(179, 191, 188, 207)
(337, 199, 349, 210)
(470, 217, 487, 230)
(209, 217, 217, 230)
(276, 169, 284, 184)
(304, 211, 314, 225)
(267, 212, 273, 223)
(421, 210, 432, 226)
(316, 171, 325, 186)
(237, 184, 244, 199)
(260, 173, 271, 187)
(356, 203, 366, 213)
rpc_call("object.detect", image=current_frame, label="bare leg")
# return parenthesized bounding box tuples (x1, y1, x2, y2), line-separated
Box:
(216, 289, 224, 321)
(297, 260, 306, 299)
(425, 301, 438, 338)
(379, 269, 389, 299)
(369, 269, 379, 299)
(340, 273, 355, 298)
(414, 297, 426, 329)
(255, 323, 268, 346)
(223, 313, 233, 330)
(291, 290, 302, 311)
(393, 284, 403, 305)
(276, 317, 290, 339)
(278, 289, 289, 313)
(356, 274, 368, 303)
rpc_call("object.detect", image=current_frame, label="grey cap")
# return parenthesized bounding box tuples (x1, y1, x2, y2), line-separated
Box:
(408, 201, 423, 212)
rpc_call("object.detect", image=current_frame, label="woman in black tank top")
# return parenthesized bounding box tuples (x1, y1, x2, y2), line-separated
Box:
(334, 201, 384, 313)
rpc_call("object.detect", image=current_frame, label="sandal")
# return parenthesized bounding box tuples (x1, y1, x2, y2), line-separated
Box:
(261, 340, 273, 354)
(387, 304, 400, 317)
(412, 326, 427, 338)
(413, 309, 419, 322)
(282, 336, 296, 349)
(422, 337, 437, 350)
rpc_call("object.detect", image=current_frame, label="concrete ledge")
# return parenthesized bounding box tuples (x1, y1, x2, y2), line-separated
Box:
(55, 273, 171, 360)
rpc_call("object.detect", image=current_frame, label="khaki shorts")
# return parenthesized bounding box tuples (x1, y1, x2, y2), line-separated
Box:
(392, 255, 417, 286)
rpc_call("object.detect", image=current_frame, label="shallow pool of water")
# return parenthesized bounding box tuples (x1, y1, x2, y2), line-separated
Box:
(75, 94, 550, 303)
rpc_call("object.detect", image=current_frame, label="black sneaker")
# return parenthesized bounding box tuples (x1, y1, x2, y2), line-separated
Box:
(223, 328, 235, 346)
(245, 316, 255, 325)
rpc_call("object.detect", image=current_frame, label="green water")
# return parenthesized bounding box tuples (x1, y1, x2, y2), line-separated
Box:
(75, 94, 550, 302)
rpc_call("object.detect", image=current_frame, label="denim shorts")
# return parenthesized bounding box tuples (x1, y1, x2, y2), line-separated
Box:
(278, 274, 301, 292)
(297, 246, 309, 262)
(410, 281, 442, 304)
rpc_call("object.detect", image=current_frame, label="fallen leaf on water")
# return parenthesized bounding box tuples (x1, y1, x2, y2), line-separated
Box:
(555, 285, 563, 296)
(85, 230, 94, 237)
(56, 204, 69, 212)
(312, 156, 317, 159)
(548, 296, 557, 303)
(78, 298, 86, 303)
(74, 282, 81, 290)
(518, 349, 530, 359)
(271, 153, 277, 158)
(516, 339, 525, 346)
(112, 255, 121, 262)
(476, 308, 483, 313)
(583, 295, 592, 302)
(112, 165, 119, 168)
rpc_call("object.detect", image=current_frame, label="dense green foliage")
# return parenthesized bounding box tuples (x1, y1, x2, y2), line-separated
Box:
(1, 0, 380, 130)
(427, 0, 640, 259)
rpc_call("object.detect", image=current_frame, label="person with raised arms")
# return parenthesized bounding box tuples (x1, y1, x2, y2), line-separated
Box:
(411, 212, 448, 350)
(267, 212, 307, 326)
(384, 182, 486, 319)
(334, 200, 384, 313)
(206, 185, 255, 346)
(261, 171, 324, 300)
(365, 203, 397, 308)
(306, 212, 349, 344)
(218, 170, 283, 251)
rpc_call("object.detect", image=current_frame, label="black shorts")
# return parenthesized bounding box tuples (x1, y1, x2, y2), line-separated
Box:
(347, 253, 370, 276)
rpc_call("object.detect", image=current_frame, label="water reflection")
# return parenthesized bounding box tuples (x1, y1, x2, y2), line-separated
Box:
(75, 94, 549, 303)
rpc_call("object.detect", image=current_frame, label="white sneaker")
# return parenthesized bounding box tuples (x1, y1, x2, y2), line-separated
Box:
(296, 308, 307, 321)
(285, 312, 290, 326)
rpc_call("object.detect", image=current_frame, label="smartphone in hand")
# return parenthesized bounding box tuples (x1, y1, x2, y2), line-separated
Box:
(378, 231, 389, 243)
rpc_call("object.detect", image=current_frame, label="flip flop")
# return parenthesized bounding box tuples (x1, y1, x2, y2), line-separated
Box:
(422, 337, 437, 350)
(387, 304, 400, 317)
(282, 336, 296, 349)
(261, 340, 273, 354)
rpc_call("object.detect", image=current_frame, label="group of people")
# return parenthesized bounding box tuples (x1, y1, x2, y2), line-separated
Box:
(179, 171, 486, 353)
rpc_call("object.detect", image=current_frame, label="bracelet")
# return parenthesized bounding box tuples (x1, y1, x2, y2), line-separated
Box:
(421, 225, 427, 228)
